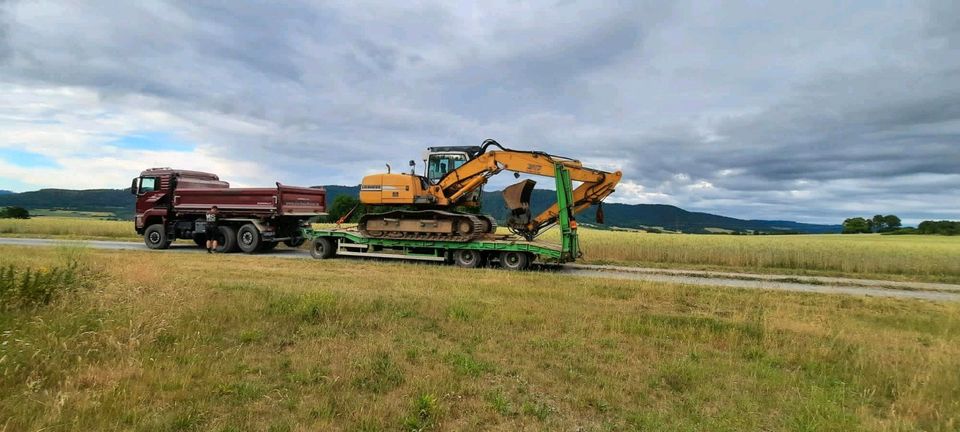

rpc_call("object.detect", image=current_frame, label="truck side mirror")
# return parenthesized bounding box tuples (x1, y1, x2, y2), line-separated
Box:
(130, 178, 138, 195)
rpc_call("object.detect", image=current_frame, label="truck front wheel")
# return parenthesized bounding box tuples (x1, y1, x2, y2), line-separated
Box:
(237, 224, 262, 253)
(144, 224, 171, 250)
(215, 226, 238, 253)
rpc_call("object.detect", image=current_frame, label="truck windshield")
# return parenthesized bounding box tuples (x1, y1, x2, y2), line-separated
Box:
(427, 153, 468, 183)
(139, 177, 158, 194)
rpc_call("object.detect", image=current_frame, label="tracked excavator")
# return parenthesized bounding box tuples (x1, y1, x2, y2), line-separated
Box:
(357, 139, 622, 241)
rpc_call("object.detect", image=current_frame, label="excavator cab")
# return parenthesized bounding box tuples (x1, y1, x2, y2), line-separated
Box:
(424, 146, 484, 206)
(423, 146, 481, 183)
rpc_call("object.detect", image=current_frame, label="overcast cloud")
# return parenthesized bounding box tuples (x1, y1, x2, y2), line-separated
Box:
(1, 0, 958, 224)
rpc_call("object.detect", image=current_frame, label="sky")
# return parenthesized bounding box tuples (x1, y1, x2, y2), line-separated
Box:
(0, 1, 958, 225)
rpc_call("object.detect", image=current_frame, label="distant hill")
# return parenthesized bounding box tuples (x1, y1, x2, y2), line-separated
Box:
(0, 188, 135, 219)
(0, 190, 13, 195)
(0, 186, 840, 234)
(321, 186, 840, 234)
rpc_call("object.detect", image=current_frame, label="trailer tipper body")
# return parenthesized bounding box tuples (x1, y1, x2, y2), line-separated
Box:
(132, 168, 326, 253)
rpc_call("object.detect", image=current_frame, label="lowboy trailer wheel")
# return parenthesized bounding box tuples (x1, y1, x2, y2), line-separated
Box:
(500, 251, 531, 270)
(310, 237, 336, 259)
(453, 249, 484, 268)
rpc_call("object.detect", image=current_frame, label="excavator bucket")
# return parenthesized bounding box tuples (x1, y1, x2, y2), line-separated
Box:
(503, 179, 536, 229)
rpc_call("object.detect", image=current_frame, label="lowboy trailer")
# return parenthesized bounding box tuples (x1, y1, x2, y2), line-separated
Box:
(302, 164, 582, 270)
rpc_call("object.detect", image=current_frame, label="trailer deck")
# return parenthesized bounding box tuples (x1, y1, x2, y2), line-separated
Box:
(301, 164, 583, 270)
(302, 227, 567, 262)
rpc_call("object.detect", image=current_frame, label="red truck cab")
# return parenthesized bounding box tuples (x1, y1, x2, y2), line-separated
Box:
(131, 168, 326, 253)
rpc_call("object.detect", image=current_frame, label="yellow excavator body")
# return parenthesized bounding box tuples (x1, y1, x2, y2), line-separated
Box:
(359, 173, 428, 205)
(356, 139, 621, 241)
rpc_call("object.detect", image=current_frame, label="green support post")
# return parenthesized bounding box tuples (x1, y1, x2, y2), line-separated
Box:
(554, 163, 579, 260)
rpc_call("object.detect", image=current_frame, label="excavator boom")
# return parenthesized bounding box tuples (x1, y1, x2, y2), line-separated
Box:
(430, 140, 622, 239)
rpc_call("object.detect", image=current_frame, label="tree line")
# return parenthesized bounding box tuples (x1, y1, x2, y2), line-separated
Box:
(0, 206, 30, 219)
(915, 221, 960, 235)
(841, 214, 901, 234)
(842, 214, 959, 235)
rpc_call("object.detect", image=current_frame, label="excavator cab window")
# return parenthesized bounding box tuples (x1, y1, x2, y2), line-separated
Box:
(426, 152, 469, 183)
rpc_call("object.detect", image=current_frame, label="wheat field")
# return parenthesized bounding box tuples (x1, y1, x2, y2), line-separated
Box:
(0, 216, 138, 240)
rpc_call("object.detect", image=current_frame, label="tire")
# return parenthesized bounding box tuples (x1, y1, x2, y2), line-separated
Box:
(453, 249, 484, 268)
(193, 235, 206, 248)
(215, 225, 238, 253)
(310, 237, 335, 259)
(500, 251, 531, 270)
(259, 241, 279, 251)
(237, 223, 262, 254)
(283, 237, 305, 248)
(144, 224, 171, 250)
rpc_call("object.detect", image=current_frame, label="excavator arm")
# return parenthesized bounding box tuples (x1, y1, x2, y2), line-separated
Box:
(431, 140, 622, 239)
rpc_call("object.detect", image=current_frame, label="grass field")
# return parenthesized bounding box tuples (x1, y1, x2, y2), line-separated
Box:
(1, 246, 958, 431)
(566, 230, 960, 283)
(0, 216, 138, 240)
(2, 217, 959, 282)
(27, 209, 122, 219)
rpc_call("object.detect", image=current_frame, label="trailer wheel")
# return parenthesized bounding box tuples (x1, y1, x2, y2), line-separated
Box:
(500, 251, 531, 270)
(284, 237, 305, 247)
(237, 224, 262, 253)
(310, 237, 335, 259)
(215, 226, 238, 253)
(144, 224, 171, 250)
(453, 249, 484, 268)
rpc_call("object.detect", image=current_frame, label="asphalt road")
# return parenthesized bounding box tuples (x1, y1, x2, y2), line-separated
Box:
(2, 237, 958, 302)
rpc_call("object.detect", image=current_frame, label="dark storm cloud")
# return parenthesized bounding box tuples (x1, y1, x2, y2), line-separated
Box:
(1, 0, 958, 224)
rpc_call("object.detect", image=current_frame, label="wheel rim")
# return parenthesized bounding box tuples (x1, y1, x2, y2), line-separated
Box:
(315, 242, 325, 255)
(461, 250, 476, 264)
(504, 252, 519, 266)
(240, 231, 253, 245)
(148, 231, 161, 244)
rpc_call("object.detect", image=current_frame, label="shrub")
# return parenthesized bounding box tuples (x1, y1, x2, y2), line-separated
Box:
(0, 206, 30, 219)
(0, 259, 87, 309)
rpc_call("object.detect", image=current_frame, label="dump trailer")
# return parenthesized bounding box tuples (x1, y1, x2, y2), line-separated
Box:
(131, 168, 326, 253)
(302, 164, 582, 270)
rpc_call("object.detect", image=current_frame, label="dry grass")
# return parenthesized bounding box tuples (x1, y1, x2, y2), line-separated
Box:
(1, 245, 958, 431)
(0, 217, 138, 240)
(548, 229, 960, 282)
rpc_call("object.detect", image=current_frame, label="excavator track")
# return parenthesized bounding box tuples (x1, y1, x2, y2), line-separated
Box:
(358, 210, 496, 242)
